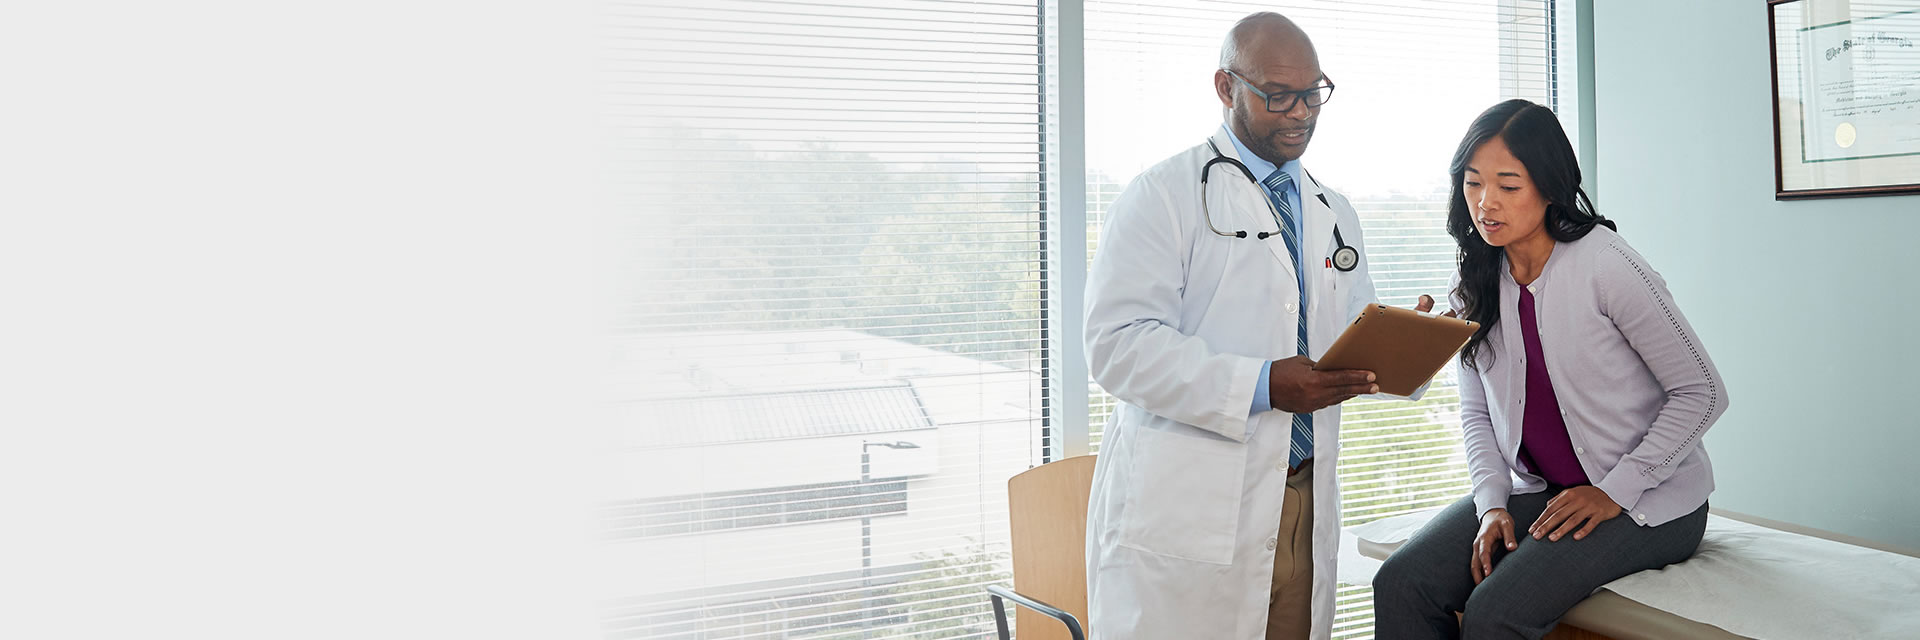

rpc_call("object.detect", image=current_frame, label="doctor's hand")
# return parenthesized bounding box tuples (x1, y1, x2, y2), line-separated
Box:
(1471, 508, 1518, 585)
(1413, 294, 1457, 318)
(1267, 356, 1376, 414)
(1530, 486, 1623, 542)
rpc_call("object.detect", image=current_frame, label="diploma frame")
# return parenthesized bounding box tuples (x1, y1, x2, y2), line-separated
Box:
(1768, 0, 1920, 199)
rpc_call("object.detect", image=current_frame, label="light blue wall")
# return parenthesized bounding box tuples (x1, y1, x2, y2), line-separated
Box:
(1590, 0, 1920, 548)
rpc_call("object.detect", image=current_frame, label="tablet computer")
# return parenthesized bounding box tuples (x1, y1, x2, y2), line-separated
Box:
(1314, 304, 1480, 397)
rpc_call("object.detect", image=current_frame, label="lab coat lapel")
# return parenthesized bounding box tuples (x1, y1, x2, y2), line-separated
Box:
(1300, 169, 1336, 289)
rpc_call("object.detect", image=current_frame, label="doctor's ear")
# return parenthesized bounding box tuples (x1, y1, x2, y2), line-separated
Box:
(1213, 70, 1236, 108)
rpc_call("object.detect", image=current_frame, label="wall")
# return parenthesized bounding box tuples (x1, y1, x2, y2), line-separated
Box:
(1591, 0, 1920, 548)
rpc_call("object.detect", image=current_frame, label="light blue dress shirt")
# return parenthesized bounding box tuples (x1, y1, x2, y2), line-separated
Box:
(1222, 124, 1304, 415)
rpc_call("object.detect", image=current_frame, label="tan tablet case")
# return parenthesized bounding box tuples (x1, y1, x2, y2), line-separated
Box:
(1314, 304, 1480, 397)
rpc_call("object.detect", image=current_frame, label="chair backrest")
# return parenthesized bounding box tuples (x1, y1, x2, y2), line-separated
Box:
(1006, 454, 1097, 640)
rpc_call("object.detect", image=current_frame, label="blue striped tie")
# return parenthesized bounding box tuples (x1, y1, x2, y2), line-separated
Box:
(1261, 169, 1313, 467)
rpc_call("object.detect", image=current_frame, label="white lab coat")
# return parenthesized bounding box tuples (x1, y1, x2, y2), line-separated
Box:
(1083, 128, 1393, 640)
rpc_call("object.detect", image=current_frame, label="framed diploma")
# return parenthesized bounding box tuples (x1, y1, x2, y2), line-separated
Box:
(1769, 0, 1920, 199)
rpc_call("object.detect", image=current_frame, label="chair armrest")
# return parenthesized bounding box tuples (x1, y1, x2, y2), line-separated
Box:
(986, 584, 1085, 640)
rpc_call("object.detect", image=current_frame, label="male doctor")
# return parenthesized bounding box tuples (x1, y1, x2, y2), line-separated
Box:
(1084, 13, 1435, 640)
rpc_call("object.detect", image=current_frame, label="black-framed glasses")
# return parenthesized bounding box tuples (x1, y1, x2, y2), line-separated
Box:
(1224, 70, 1335, 113)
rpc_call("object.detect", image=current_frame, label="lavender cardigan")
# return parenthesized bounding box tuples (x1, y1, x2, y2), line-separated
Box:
(1452, 226, 1729, 528)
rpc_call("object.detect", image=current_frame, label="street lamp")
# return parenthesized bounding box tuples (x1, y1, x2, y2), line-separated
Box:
(860, 440, 921, 586)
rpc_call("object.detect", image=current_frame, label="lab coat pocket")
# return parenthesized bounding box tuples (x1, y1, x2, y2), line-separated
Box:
(1116, 427, 1246, 565)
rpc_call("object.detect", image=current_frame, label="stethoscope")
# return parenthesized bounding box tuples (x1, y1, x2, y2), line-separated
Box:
(1201, 140, 1359, 272)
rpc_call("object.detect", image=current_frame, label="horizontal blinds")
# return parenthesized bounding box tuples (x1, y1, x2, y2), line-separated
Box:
(613, 0, 1044, 638)
(1081, 2, 1554, 638)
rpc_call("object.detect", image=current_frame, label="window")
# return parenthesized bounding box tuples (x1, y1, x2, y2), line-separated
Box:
(621, 0, 1566, 637)
(612, 478, 913, 539)
(613, 0, 1046, 637)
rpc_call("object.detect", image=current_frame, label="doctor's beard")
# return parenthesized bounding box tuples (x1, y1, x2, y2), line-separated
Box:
(1231, 103, 1315, 166)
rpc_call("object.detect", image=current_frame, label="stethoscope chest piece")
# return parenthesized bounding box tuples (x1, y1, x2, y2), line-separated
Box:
(1331, 245, 1359, 272)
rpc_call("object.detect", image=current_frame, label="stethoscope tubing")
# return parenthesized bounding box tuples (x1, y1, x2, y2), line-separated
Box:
(1200, 140, 1359, 272)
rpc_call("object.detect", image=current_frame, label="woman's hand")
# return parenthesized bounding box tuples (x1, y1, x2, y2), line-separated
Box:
(1471, 508, 1517, 585)
(1530, 486, 1623, 542)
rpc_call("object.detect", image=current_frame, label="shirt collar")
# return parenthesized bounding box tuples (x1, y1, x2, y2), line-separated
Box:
(1221, 123, 1302, 192)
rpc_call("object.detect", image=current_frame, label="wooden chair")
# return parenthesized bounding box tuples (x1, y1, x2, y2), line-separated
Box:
(986, 455, 1096, 640)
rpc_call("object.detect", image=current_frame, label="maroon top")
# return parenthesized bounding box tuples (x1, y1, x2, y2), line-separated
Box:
(1515, 287, 1591, 487)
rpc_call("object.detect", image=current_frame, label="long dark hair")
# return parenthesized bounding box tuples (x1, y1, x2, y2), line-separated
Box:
(1449, 99, 1613, 369)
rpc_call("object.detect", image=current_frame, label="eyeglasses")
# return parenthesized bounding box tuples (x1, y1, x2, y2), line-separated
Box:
(1224, 70, 1335, 113)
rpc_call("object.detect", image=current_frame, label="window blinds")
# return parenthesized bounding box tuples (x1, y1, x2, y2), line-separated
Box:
(611, 0, 1047, 638)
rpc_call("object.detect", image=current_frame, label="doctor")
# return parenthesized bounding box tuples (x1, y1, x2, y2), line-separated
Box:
(1084, 12, 1434, 640)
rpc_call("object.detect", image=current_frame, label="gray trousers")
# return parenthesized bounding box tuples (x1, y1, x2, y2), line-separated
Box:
(1371, 489, 1708, 639)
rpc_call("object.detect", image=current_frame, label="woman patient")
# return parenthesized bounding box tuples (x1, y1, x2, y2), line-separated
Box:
(1372, 99, 1730, 639)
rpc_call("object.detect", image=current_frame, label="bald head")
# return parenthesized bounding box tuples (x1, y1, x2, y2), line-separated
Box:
(1218, 12, 1317, 74)
(1213, 12, 1326, 164)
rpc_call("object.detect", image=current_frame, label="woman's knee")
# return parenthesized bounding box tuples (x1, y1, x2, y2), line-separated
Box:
(1458, 587, 1525, 637)
(1375, 518, 1477, 600)
(1372, 550, 1418, 598)
(1457, 606, 1527, 639)
(1459, 574, 1564, 638)
(1373, 545, 1450, 604)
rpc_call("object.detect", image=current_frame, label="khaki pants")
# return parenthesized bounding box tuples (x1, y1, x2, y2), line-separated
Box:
(1266, 460, 1314, 639)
